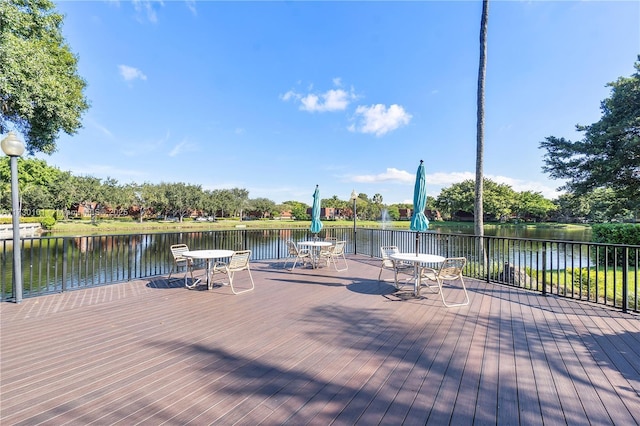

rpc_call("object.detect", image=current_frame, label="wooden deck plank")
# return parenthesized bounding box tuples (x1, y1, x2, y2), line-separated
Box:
(497, 287, 519, 425)
(420, 288, 482, 425)
(469, 285, 502, 425)
(1, 256, 638, 425)
(448, 281, 492, 425)
(511, 286, 544, 425)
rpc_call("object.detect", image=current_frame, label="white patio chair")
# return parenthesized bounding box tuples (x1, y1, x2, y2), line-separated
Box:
(283, 240, 311, 271)
(419, 257, 469, 307)
(212, 250, 255, 294)
(168, 244, 194, 283)
(320, 237, 338, 259)
(379, 245, 414, 288)
(319, 240, 348, 271)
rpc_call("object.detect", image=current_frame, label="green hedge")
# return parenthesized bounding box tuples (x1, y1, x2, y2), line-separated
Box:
(592, 223, 640, 245)
(0, 216, 56, 228)
(0, 216, 42, 225)
(591, 223, 640, 266)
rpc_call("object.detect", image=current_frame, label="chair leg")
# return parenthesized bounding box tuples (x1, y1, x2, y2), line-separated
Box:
(438, 276, 470, 307)
(229, 267, 255, 295)
(283, 256, 293, 270)
(418, 267, 441, 294)
(332, 254, 348, 271)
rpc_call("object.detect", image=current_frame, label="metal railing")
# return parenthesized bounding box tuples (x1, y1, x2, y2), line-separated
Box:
(2, 227, 638, 313)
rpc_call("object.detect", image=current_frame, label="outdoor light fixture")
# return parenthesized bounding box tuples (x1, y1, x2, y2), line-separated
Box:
(1, 131, 25, 303)
(351, 189, 357, 254)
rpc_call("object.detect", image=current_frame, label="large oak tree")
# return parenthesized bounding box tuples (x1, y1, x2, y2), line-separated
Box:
(540, 57, 640, 211)
(1, 0, 89, 153)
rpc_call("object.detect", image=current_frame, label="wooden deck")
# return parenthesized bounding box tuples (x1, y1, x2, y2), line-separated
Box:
(1, 255, 639, 425)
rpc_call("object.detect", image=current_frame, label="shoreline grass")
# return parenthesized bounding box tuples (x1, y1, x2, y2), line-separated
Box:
(45, 218, 591, 236)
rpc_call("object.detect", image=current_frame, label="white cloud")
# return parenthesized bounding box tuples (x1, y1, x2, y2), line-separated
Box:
(300, 88, 354, 112)
(118, 65, 147, 82)
(488, 174, 563, 199)
(352, 168, 414, 184)
(349, 104, 412, 136)
(427, 171, 475, 185)
(87, 118, 114, 138)
(168, 139, 197, 157)
(185, 0, 197, 16)
(350, 168, 562, 199)
(281, 80, 356, 112)
(132, 0, 162, 23)
(353, 169, 472, 186)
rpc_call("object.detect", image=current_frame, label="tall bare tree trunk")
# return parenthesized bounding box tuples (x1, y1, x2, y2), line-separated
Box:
(475, 0, 489, 272)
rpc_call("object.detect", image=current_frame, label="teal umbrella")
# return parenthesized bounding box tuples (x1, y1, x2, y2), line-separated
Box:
(310, 184, 323, 236)
(410, 160, 429, 254)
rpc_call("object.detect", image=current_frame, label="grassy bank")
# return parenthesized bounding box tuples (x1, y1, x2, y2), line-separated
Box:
(47, 218, 589, 235)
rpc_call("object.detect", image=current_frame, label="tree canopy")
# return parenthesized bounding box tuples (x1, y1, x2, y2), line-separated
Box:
(540, 57, 640, 207)
(0, 0, 89, 153)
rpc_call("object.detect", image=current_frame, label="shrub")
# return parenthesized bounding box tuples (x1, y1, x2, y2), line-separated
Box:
(591, 223, 640, 266)
(40, 216, 56, 229)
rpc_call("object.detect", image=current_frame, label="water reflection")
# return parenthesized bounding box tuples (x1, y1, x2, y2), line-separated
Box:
(428, 223, 592, 242)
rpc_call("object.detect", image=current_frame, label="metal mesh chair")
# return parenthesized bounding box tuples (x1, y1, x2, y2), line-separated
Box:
(419, 257, 469, 307)
(379, 245, 414, 288)
(284, 240, 311, 271)
(168, 244, 194, 283)
(212, 250, 255, 294)
(319, 240, 348, 271)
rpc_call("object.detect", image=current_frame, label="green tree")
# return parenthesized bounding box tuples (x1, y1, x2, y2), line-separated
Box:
(164, 182, 202, 222)
(229, 188, 249, 218)
(386, 205, 400, 221)
(0, 156, 64, 213)
(282, 200, 309, 220)
(436, 178, 517, 220)
(250, 197, 276, 219)
(513, 191, 557, 221)
(371, 193, 383, 220)
(557, 189, 635, 223)
(554, 193, 590, 222)
(540, 57, 640, 211)
(201, 189, 219, 219)
(214, 189, 234, 218)
(71, 175, 102, 223)
(323, 195, 343, 209)
(1, 0, 89, 153)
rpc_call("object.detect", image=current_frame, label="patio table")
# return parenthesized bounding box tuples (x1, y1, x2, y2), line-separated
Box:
(297, 241, 333, 268)
(390, 253, 445, 296)
(182, 249, 234, 289)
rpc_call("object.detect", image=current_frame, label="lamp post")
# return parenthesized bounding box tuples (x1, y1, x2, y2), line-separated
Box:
(350, 189, 357, 255)
(1, 132, 25, 303)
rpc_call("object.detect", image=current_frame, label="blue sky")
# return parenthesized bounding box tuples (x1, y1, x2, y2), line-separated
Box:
(37, 0, 639, 205)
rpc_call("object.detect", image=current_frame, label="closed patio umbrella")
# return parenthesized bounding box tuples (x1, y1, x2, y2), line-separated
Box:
(310, 184, 323, 237)
(410, 160, 429, 254)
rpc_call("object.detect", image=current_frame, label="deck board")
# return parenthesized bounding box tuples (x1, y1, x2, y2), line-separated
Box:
(1, 255, 639, 425)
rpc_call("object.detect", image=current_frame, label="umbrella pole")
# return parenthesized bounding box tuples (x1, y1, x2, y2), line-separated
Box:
(415, 232, 420, 255)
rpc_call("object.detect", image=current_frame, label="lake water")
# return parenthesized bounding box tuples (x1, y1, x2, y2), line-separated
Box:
(418, 223, 592, 242)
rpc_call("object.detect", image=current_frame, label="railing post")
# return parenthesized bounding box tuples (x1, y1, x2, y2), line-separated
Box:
(128, 235, 133, 281)
(542, 241, 547, 296)
(485, 237, 490, 283)
(622, 247, 628, 313)
(62, 238, 68, 292)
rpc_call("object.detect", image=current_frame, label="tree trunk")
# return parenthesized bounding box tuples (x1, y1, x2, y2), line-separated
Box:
(475, 0, 489, 272)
